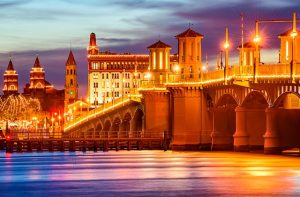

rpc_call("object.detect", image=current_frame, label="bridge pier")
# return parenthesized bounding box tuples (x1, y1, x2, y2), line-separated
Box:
(234, 106, 249, 152)
(211, 107, 235, 150)
(264, 108, 281, 154)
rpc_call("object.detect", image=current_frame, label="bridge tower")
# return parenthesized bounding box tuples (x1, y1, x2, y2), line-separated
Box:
(3, 59, 18, 95)
(147, 40, 171, 84)
(65, 50, 78, 110)
(237, 42, 256, 67)
(278, 28, 300, 64)
(176, 28, 204, 80)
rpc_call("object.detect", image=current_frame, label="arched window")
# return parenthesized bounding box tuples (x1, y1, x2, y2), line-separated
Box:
(70, 79, 73, 85)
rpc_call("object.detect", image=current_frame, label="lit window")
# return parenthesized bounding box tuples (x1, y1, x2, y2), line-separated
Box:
(159, 52, 163, 69)
(286, 40, 289, 61)
(153, 52, 156, 69)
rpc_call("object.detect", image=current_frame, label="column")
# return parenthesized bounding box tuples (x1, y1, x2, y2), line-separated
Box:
(233, 106, 249, 151)
(211, 108, 234, 150)
(264, 108, 280, 154)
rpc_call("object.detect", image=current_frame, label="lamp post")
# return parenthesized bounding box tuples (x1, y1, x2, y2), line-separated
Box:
(291, 12, 297, 83)
(86, 98, 90, 113)
(254, 20, 261, 82)
(224, 27, 229, 85)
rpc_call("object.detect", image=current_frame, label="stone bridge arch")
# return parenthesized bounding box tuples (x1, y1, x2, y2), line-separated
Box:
(264, 92, 300, 153)
(211, 94, 238, 150)
(234, 91, 269, 151)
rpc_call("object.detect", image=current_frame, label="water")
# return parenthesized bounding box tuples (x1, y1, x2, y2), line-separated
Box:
(0, 151, 299, 196)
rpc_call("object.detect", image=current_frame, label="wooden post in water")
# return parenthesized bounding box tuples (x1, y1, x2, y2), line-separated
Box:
(70, 140, 75, 152)
(6, 141, 13, 153)
(49, 141, 54, 152)
(82, 141, 87, 152)
(17, 142, 23, 152)
(27, 141, 32, 152)
(103, 141, 109, 152)
(115, 141, 119, 151)
(0, 140, 5, 150)
(127, 141, 131, 151)
(60, 141, 65, 152)
(37, 141, 43, 152)
(93, 141, 97, 152)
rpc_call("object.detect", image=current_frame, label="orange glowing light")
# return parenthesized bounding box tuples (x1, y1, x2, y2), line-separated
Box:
(224, 42, 229, 49)
(291, 31, 297, 38)
(253, 35, 261, 43)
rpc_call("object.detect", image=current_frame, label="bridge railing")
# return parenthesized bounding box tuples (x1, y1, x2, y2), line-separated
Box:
(256, 63, 290, 77)
(64, 96, 132, 131)
(7, 129, 63, 140)
(67, 130, 164, 139)
(139, 80, 166, 89)
(7, 129, 164, 140)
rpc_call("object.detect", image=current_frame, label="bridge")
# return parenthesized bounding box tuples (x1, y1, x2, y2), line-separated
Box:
(63, 63, 300, 154)
(64, 13, 300, 154)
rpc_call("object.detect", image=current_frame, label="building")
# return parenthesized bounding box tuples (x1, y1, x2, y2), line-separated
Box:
(87, 33, 178, 106)
(3, 59, 18, 95)
(87, 32, 149, 106)
(64, 50, 78, 110)
(23, 57, 64, 112)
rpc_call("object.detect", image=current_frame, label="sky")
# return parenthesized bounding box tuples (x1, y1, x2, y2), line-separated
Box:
(0, 0, 299, 96)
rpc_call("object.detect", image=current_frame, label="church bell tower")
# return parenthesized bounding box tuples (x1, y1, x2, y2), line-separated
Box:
(64, 50, 78, 110)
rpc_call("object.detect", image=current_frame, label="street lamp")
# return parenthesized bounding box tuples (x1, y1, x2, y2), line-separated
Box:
(86, 98, 90, 113)
(173, 64, 180, 82)
(144, 72, 152, 88)
(223, 27, 229, 85)
(291, 30, 297, 82)
(291, 12, 297, 83)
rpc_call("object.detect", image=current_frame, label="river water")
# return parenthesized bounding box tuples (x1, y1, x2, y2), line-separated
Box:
(0, 150, 299, 196)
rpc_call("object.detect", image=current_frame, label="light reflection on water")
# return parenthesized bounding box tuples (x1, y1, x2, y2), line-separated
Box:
(0, 151, 299, 196)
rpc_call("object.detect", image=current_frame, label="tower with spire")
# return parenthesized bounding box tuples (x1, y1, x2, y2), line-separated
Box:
(88, 32, 99, 55)
(29, 56, 45, 94)
(3, 59, 18, 95)
(65, 50, 78, 109)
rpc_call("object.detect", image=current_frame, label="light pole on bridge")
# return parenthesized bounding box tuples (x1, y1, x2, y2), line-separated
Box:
(223, 27, 229, 85)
